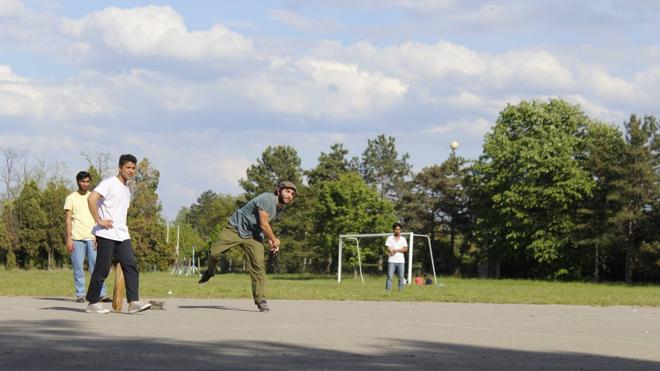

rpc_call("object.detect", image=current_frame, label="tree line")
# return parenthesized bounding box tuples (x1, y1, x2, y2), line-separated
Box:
(1, 99, 658, 282)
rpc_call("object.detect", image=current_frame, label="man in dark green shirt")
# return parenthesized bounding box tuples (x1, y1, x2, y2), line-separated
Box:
(199, 181, 297, 312)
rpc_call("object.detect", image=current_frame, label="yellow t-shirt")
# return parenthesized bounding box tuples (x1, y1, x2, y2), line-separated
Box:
(63, 191, 95, 240)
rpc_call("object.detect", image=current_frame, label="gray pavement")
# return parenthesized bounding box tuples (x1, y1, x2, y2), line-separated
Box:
(1, 297, 659, 370)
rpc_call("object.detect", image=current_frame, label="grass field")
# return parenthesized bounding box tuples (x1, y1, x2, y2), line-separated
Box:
(0, 269, 658, 306)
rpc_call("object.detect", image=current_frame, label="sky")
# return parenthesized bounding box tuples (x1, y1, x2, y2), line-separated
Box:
(1, 0, 659, 220)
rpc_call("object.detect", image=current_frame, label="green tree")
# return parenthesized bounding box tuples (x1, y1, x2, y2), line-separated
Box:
(238, 145, 305, 272)
(87, 165, 102, 190)
(306, 143, 357, 186)
(468, 99, 595, 278)
(313, 172, 396, 273)
(0, 214, 12, 268)
(612, 115, 659, 283)
(167, 210, 207, 270)
(267, 183, 315, 273)
(14, 180, 48, 268)
(359, 135, 412, 201)
(401, 152, 473, 275)
(41, 181, 70, 270)
(128, 158, 172, 271)
(575, 122, 626, 281)
(287, 143, 360, 273)
(185, 191, 236, 240)
(239, 146, 303, 199)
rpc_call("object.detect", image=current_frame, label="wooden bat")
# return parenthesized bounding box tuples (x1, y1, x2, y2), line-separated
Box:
(112, 262, 125, 312)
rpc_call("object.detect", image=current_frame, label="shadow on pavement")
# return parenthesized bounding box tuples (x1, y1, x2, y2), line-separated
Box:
(40, 306, 87, 313)
(36, 297, 78, 303)
(178, 305, 257, 313)
(0, 319, 657, 371)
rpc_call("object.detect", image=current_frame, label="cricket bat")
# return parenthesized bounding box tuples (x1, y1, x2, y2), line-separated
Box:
(112, 262, 125, 312)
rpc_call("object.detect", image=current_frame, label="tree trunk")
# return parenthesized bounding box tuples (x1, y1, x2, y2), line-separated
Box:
(625, 221, 633, 284)
(593, 244, 599, 282)
(450, 222, 459, 277)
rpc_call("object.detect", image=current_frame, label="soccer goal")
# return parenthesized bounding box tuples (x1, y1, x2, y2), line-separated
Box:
(337, 232, 439, 285)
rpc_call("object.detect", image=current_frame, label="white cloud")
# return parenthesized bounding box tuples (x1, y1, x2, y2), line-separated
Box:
(213, 157, 252, 185)
(312, 41, 575, 93)
(61, 5, 254, 61)
(242, 57, 407, 118)
(486, 50, 575, 91)
(579, 67, 639, 102)
(564, 94, 626, 123)
(0, 132, 75, 151)
(0, 66, 113, 119)
(368, 0, 457, 12)
(380, 41, 486, 79)
(0, 0, 25, 17)
(267, 9, 341, 32)
(427, 117, 492, 136)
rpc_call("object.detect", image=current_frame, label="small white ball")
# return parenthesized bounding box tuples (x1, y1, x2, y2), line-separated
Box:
(450, 141, 459, 150)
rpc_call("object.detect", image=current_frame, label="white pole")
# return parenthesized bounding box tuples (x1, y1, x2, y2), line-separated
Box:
(355, 238, 364, 284)
(176, 225, 180, 259)
(337, 238, 343, 283)
(166, 222, 169, 244)
(424, 235, 439, 286)
(407, 233, 414, 285)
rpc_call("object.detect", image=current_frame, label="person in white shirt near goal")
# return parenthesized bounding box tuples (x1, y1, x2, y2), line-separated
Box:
(385, 222, 408, 291)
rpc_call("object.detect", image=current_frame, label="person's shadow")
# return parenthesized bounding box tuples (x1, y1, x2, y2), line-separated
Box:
(36, 297, 78, 303)
(178, 305, 256, 313)
(40, 307, 86, 313)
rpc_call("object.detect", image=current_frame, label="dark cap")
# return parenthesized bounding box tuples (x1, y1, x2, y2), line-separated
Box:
(277, 181, 297, 192)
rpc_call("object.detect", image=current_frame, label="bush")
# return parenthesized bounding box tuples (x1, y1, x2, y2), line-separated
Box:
(6, 250, 16, 270)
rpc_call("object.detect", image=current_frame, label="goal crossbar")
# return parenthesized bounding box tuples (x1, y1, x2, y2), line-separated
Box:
(337, 232, 438, 286)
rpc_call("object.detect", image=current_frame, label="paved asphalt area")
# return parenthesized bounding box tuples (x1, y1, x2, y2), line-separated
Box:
(0, 297, 659, 370)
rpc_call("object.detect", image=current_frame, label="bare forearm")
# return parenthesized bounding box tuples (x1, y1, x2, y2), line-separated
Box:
(87, 193, 101, 223)
(260, 222, 277, 242)
(65, 213, 72, 241)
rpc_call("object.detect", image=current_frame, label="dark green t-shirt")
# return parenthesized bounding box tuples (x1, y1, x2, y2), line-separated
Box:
(229, 192, 278, 239)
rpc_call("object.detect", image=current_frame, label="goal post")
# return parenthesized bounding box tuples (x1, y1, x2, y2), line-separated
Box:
(337, 232, 439, 286)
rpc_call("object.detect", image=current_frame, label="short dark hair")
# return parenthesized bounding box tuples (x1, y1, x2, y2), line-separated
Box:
(76, 171, 91, 182)
(119, 154, 138, 167)
(392, 222, 402, 229)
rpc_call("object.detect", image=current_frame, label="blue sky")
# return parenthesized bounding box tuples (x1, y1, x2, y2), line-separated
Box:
(1, 0, 659, 219)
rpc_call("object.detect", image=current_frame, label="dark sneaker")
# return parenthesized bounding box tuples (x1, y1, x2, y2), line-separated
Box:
(75, 296, 86, 303)
(128, 301, 152, 314)
(198, 269, 214, 284)
(100, 296, 113, 303)
(256, 301, 270, 312)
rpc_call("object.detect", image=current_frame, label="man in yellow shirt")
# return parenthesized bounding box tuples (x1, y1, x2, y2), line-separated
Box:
(64, 171, 109, 303)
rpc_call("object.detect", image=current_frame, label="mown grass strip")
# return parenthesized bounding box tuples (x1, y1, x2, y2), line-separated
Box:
(1, 270, 658, 306)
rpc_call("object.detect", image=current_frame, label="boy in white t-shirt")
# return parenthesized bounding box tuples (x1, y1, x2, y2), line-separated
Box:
(84, 154, 151, 314)
(385, 222, 408, 291)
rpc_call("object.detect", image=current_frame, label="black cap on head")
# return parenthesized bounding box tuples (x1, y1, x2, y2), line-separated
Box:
(277, 181, 297, 192)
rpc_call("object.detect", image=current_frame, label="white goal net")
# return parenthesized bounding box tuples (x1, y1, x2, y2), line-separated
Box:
(337, 232, 439, 285)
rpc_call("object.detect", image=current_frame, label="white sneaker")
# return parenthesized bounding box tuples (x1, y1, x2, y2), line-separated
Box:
(128, 301, 151, 314)
(86, 303, 110, 314)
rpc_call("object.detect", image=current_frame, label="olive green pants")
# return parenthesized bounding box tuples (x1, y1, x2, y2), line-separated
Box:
(208, 226, 266, 304)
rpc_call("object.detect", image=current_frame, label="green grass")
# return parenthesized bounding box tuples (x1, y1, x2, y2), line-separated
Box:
(1, 270, 658, 306)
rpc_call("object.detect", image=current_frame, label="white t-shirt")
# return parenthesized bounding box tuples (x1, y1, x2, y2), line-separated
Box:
(386, 235, 408, 263)
(92, 176, 131, 241)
